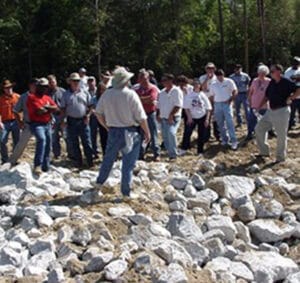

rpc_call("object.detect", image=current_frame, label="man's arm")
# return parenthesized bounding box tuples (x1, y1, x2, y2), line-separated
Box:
(140, 118, 151, 144)
(168, 106, 181, 124)
(287, 88, 300, 104)
(96, 113, 109, 131)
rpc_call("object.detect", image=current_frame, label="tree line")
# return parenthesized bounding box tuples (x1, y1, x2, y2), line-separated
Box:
(0, 0, 299, 91)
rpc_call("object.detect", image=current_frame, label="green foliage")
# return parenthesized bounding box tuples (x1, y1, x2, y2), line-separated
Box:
(0, 0, 298, 90)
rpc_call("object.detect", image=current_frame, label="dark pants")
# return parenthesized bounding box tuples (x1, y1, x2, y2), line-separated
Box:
(90, 114, 108, 155)
(235, 92, 250, 126)
(52, 116, 68, 158)
(182, 116, 207, 154)
(140, 112, 160, 159)
(248, 108, 267, 137)
(30, 122, 51, 171)
(0, 120, 20, 163)
(67, 117, 94, 167)
(289, 99, 300, 129)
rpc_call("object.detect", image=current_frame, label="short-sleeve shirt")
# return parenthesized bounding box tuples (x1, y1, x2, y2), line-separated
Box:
(0, 93, 20, 122)
(199, 74, 217, 98)
(249, 78, 270, 109)
(266, 77, 298, 110)
(13, 92, 30, 123)
(48, 87, 65, 108)
(183, 91, 212, 119)
(157, 86, 183, 119)
(96, 86, 147, 128)
(27, 93, 57, 123)
(229, 72, 250, 93)
(60, 89, 92, 118)
(135, 84, 158, 114)
(210, 78, 237, 103)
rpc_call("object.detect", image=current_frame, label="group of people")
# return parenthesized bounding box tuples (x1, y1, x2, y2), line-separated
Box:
(0, 58, 299, 199)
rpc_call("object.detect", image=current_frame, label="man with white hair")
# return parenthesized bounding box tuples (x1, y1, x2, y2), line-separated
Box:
(247, 64, 271, 140)
(94, 67, 151, 200)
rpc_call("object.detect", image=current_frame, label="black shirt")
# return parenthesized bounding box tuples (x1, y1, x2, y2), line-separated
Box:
(266, 77, 297, 109)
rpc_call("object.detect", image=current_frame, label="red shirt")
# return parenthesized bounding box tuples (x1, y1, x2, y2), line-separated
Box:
(27, 93, 57, 123)
(135, 84, 158, 114)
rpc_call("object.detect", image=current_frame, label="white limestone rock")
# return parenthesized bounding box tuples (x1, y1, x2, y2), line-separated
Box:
(29, 239, 56, 255)
(104, 259, 128, 281)
(85, 252, 114, 273)
(205, 215, 237, 243)
(248, 219, 295, 243)
(191, 173, 206, 190)
(71, 227, 92, 247)
(236, 251, 299, 282)
(46, 206, 70, 219)
(152, 263, 188, 283)
(284, 272, 300, 283)
(108, 206, 135, 217)
(254, 198, 284, 219)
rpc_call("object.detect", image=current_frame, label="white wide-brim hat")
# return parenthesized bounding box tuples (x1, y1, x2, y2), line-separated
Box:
(112, 67, 134, 88)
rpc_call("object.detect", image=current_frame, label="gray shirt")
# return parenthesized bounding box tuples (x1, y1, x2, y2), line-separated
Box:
(61, 89, 92, 118)
(13, 91, 30, 123)
(48, 87, 65, 108)
(96, 86, 147, 127)
(229, 72, 250, 93)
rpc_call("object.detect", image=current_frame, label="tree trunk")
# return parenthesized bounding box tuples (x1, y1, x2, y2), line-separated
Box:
(95, 0, 101, 78)
(218, 0, 226, 70)
(243, 0, 249, 73)
(257, 0, 266, 62)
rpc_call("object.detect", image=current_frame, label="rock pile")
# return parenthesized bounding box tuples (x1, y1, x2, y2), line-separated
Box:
(0, 160, 299, 282)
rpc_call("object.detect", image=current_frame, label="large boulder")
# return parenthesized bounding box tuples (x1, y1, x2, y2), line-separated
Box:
(152, 263, 188, 283)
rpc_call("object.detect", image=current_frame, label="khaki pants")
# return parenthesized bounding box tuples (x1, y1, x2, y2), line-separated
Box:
(9, 124, 32, 165)
(255, 106, 290, 161)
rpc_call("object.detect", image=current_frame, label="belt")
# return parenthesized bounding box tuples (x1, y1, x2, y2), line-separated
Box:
(67, 116, 85, 120)
(2, 119, 16, 123)
(270, 106, 288, 111)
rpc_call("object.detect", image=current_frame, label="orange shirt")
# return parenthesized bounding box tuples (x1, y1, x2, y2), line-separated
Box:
(0, 93, 20, 122)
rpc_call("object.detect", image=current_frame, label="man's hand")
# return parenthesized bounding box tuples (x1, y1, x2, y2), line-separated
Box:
(156, 115, 162, 123)
(0, 122, 4, 130)
(204, 119, 210, 128)
(168, 115, 174, 125)
(84, 116, 90, 125)
(286, 97, 293, 105)
(144, 131, 151, 145)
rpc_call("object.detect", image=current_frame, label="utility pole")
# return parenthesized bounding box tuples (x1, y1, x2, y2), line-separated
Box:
(218, 0, 226, 70)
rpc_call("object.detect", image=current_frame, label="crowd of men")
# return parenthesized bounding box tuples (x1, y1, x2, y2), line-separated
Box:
(0, 58, 299, 199)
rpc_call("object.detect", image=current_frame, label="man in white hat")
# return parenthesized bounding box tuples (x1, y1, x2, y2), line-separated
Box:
(93, 67, 150, 200)
(79, 67, 89, 91)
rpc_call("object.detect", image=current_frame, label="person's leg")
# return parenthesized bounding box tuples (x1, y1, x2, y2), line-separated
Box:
(67, 119, 82, 166)
(0, 123, 10, 163)
(80, 121, 94, 166)
(214, 103, 228, 144)
(42, 124, 52, 172)
(295, 99, 300, 126)
(31, 124, 46, 168)
(99, 123, 108, 156)
(160, 119, 170, 154)
(11, 120, 20, 149)
(167, 116, 181, 158)
(289, 100, 297, 129)
(147, 112, 160, 158)
(235, 94, 243, 126)
(97, 128, 124, 184)
(241, 93, 251, 132)
(9, 124, 32, 165)
(247, 108, 257, 138)
(181, 120, 195, 150)
(223, 103, 237, 144)
(121, 130, 142, 196)
(89, 114, 98, 155)
(255, 110, 272, 156)
(196, 116, 206, 154)
(52, 121, 61, 158)
(271, 107, 290, 161)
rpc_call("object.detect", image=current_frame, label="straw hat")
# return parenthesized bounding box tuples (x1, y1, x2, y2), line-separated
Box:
(111, 67, 134, 88)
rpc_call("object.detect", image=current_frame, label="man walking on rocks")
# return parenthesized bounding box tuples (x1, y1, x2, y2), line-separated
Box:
(255, 64, 300, 163)
(94, 67, 150, 199)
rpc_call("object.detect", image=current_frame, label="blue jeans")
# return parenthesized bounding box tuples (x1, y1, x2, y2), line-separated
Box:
(161, 116, 181, 158)
(248, 108, 267, 136)
(67, 117, 94, 166)
(140, 112, 160, 158)
(97, 127, 141, 196)
(214, 102, 237, 144)
(30, 122, 51, 171)
(235, 92, 250, 126)
(0, 120, 20, 163)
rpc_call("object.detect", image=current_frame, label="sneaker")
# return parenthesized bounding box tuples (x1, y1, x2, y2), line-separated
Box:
(33, 166, 42, 176)
(231, 142, 238, 150)
(177, 149, 187, 156)
(221, 141, 228, 146)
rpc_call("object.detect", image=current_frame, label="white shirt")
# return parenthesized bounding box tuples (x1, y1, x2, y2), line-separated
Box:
(183, 91, 212, 119)
(199, 74, 217, 98)
(158, 86, 183, 119)
(284, 67, 300, 81)
(80, 75, 89, 91)
(210, 78, 237, 103)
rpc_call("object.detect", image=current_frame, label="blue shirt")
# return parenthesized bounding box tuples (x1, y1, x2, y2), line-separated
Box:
(230, 72, 250, 93)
